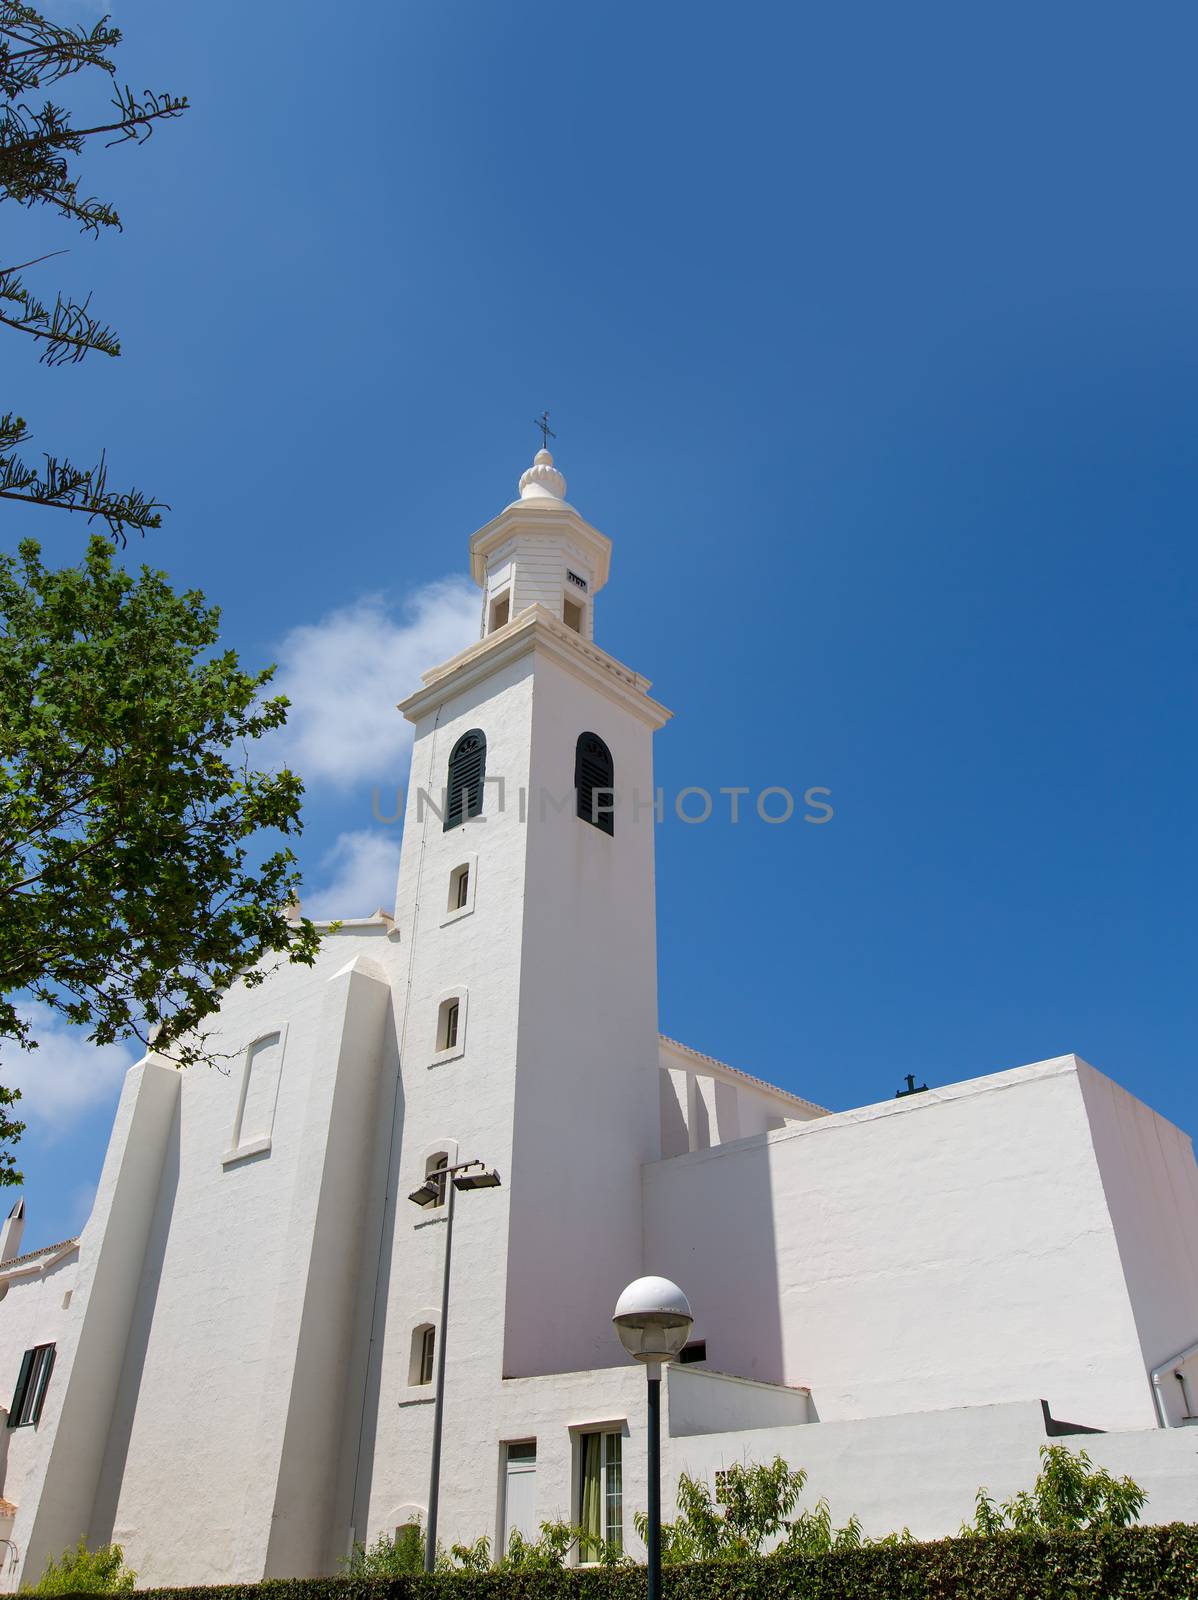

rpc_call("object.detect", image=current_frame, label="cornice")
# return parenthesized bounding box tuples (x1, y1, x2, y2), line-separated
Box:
(397, 605, 672, 730)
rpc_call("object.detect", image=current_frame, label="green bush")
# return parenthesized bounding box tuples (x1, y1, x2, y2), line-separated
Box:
(633, 1457, 875, 1560)
(964, 1444, 1148, 1535)
(28, 1537, 136, 1594)
(344, 1525, 425, 1579)
(130, 1524, 1198, 1600)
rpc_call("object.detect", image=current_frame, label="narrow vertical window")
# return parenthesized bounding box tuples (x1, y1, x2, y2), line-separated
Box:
(444, 730, 486, 831)
(575, 732, 615, 836)
(563, 596, 584, 633)
(579, 1430, 623, 1556)
(489, 592, 511, 632)
(438, 999, 460, 1052)
(426, 1152, 449, 1208)
(450, 863, 470, 911)
(419, 1326, 436, 1385)
(410, 1324, 436, 1386)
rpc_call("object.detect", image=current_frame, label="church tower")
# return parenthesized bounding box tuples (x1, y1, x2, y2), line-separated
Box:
(362, 446, 670, 1544)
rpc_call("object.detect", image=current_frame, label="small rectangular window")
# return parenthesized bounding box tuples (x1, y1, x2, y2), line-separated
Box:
(678, 1340, 706, 1365)
(490, 593, 511, 632)
(563, 596, 584, 633)
(8, 1343, 55, 1428)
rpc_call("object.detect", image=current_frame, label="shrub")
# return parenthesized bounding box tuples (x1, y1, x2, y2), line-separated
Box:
(28, 1538, 136, 1594)
(344, 1524, 425, 1578)
(128, 1525, 1198, 1600)
(964, 1443, 1148, 1535)
(633, 1457, 871, 1561)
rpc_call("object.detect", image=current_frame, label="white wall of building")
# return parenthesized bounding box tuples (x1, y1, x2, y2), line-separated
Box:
(1078, 1063, 1198, 1425)
(645, 1056, 1167, 1431)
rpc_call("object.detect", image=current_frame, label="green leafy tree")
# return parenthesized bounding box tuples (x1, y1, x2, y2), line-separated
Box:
(636, 1457, 866, 1563)
(964, 1444, 1147, 1536)
(28, 1538, 136, 1594)
(1, 1, 186, 540)
(0, 537, 320, 1181)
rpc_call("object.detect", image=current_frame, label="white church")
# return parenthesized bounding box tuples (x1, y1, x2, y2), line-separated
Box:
(0, 448, 1196, 1587)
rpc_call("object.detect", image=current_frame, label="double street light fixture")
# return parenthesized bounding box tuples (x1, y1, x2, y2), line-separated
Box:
(613, 1276, 694, 1600)
(407, 1156, 502, 1572)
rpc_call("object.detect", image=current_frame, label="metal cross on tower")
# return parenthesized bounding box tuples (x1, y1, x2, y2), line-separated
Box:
(896, 1073, 929, 1098)
(533, 410, 556, 449)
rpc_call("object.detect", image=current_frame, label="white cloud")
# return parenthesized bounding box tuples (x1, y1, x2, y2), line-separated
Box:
(304, 830, 404, 921)
(265, 579, 480, 791)
(8, 1006, 136, 1138)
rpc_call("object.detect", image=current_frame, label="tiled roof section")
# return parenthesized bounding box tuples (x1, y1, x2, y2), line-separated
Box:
(659, 1035, 829, 1117)
(0, 1237, 79, 1271)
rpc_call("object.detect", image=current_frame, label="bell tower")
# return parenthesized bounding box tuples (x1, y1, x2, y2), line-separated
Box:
(470, 450, 611, 641)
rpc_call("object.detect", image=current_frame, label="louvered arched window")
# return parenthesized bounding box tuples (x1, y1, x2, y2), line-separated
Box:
(445, 729, 486, 830)
(575, 732, 614, 836)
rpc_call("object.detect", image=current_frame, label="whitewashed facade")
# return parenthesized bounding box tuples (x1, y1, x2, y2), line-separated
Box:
(2, 450, 1197, 1587)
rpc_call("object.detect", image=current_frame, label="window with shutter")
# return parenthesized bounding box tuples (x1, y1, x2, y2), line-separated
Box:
(575, 733, 614, 836)
(8, 1343, 55, 1427)
(444, 730, 486, 831)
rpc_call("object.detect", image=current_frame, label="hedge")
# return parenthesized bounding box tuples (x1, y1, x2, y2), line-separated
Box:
(119, 1525, 1198, 1600)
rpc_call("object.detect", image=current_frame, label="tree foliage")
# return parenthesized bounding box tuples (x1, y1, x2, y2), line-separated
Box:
(1, 2, 187, 540)
(0, 536, 320, 1179)
(29, 1537, 137, 1594)
(635, 1457, 870, 1563)
(964, 1443, 1147, 1536)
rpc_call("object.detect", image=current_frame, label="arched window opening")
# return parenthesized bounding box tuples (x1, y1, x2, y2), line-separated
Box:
(425, 1152, 449, 1208)
(410, 1324, 436, 1386)
(445, 730, 486, 831)
(449, 863, 470, 912)
(437, 998, 460, 1053)
(575, 732, 614, 837)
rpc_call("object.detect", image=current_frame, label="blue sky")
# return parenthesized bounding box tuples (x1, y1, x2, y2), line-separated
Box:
(6, 0, 1197, 1247)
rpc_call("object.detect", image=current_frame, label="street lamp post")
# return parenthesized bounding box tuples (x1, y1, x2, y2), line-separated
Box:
(612, 1277, 694, 1600)
(408, 1157, 501, 1572)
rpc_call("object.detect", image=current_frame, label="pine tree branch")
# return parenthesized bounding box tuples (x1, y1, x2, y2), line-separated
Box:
(0, 413, 165, 542)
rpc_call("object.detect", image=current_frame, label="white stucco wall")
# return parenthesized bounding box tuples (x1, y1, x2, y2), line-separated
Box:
(645, 1057, 1167, 1431)
(58, 930, 402, 1588)
(1078, 1062, 1198, 1425)
(0, 1250, 77, 1532)
(662, 1398, 1198, 1541)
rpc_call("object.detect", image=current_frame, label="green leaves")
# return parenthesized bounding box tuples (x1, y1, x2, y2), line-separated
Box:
(29, 1537, 136, 1594)
(633, 1457, 866, 1564)
(0, 537, 321, 1177)
(963, 1445, 1147, 1537)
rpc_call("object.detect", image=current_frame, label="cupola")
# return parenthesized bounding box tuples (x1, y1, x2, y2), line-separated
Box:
(469, 449, 613, 641)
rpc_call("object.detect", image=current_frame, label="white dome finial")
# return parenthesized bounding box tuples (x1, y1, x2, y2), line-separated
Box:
(519, 447, 567, 503)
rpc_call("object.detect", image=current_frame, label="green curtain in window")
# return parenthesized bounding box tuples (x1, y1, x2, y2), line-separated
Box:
(580, 1433, 602, 1547)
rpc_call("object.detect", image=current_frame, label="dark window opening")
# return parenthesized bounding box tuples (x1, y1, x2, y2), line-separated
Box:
(439, 999, 460, 1052)
(678, 1340, 706, 1365)
(450, 863, 470, 910)
(426, 1152, 449, 1207)
(445, 730, 486, 831)
(575, 732, 614, 837)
